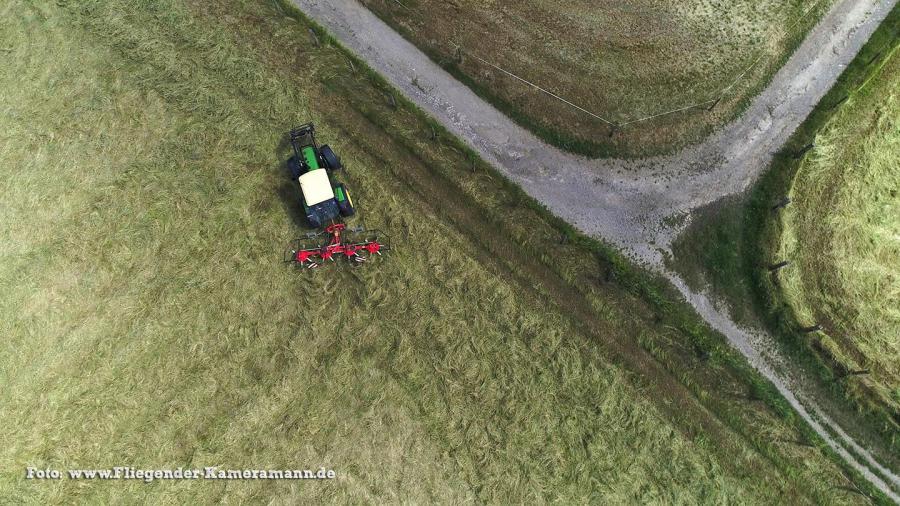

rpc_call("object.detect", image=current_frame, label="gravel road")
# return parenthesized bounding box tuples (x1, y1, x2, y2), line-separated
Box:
(293, 0, 899, 499)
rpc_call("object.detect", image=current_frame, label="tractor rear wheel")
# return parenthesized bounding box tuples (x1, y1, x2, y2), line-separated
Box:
(320, 145, 342, 170)
(336, 184, 356, 217)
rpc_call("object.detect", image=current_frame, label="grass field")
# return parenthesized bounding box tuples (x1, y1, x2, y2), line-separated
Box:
(0, 0, 883, 503)
(671, 7, 900, 471)
(778, 47, 900, 417)
(361, 0, 832, 157)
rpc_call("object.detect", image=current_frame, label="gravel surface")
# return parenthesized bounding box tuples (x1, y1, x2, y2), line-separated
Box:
(294, 0, 899, 498)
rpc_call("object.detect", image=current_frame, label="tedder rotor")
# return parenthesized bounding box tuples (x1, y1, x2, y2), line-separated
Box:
(283, 123, 389, 269)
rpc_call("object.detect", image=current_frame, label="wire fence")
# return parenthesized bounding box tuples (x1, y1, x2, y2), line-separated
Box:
(460, 50, 617, 127)
(381, 0, 832, 129)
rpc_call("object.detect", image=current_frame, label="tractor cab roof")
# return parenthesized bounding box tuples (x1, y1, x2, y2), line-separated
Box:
(299, 168, 334, 206)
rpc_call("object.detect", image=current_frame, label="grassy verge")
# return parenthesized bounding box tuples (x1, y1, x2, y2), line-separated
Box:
(673, 5, 900, 469)
(361, 0, 832, 158)
(780, 46, 899, 412)
(0, 0, 886, 503)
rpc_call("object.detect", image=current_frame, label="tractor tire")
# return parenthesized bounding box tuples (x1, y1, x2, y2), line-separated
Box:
(320, 145, 342, 170)
(287, 156, 303, 180)
(336, 184, 356, 217)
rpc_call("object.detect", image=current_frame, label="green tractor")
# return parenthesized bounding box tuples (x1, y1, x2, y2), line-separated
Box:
(287, 123, 355, 229)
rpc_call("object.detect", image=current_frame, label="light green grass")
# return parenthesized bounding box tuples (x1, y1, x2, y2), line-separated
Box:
(779, 49, 900, 413)
(362, 0, 832, 157)
(0, 0, 874, 503)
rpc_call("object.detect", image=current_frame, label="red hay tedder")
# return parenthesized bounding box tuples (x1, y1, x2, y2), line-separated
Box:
(285, 223, 389, 269)
(282, 123, 390, 269)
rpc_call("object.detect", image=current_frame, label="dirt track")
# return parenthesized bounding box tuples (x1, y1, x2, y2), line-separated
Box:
(293, 0, 899, 499)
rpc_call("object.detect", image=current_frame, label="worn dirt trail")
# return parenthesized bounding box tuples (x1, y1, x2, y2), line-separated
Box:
(294, 0, 899, 499)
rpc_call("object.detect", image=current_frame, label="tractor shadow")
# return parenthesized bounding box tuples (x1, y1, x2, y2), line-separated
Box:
(274, 134, 311, 231)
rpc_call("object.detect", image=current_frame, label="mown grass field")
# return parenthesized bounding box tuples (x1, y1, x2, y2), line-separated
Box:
(671, 7, 899, 474)
(778, 47, 900, 422)
(361, 0, 832, 157)
(0, 0, 882, 503)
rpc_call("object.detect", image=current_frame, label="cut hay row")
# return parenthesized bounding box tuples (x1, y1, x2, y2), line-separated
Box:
(777, 47, 900, 417)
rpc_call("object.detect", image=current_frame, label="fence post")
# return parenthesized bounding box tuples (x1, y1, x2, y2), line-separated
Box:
(867, 50, 882, 65)
(768, 261, 790, 272)
(771, 197, 791, 211)
(829, 95, 849, 110)
(604, 266, 615, 283)
(793, 143, 815, 159)
(706, 97, 721, 112)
